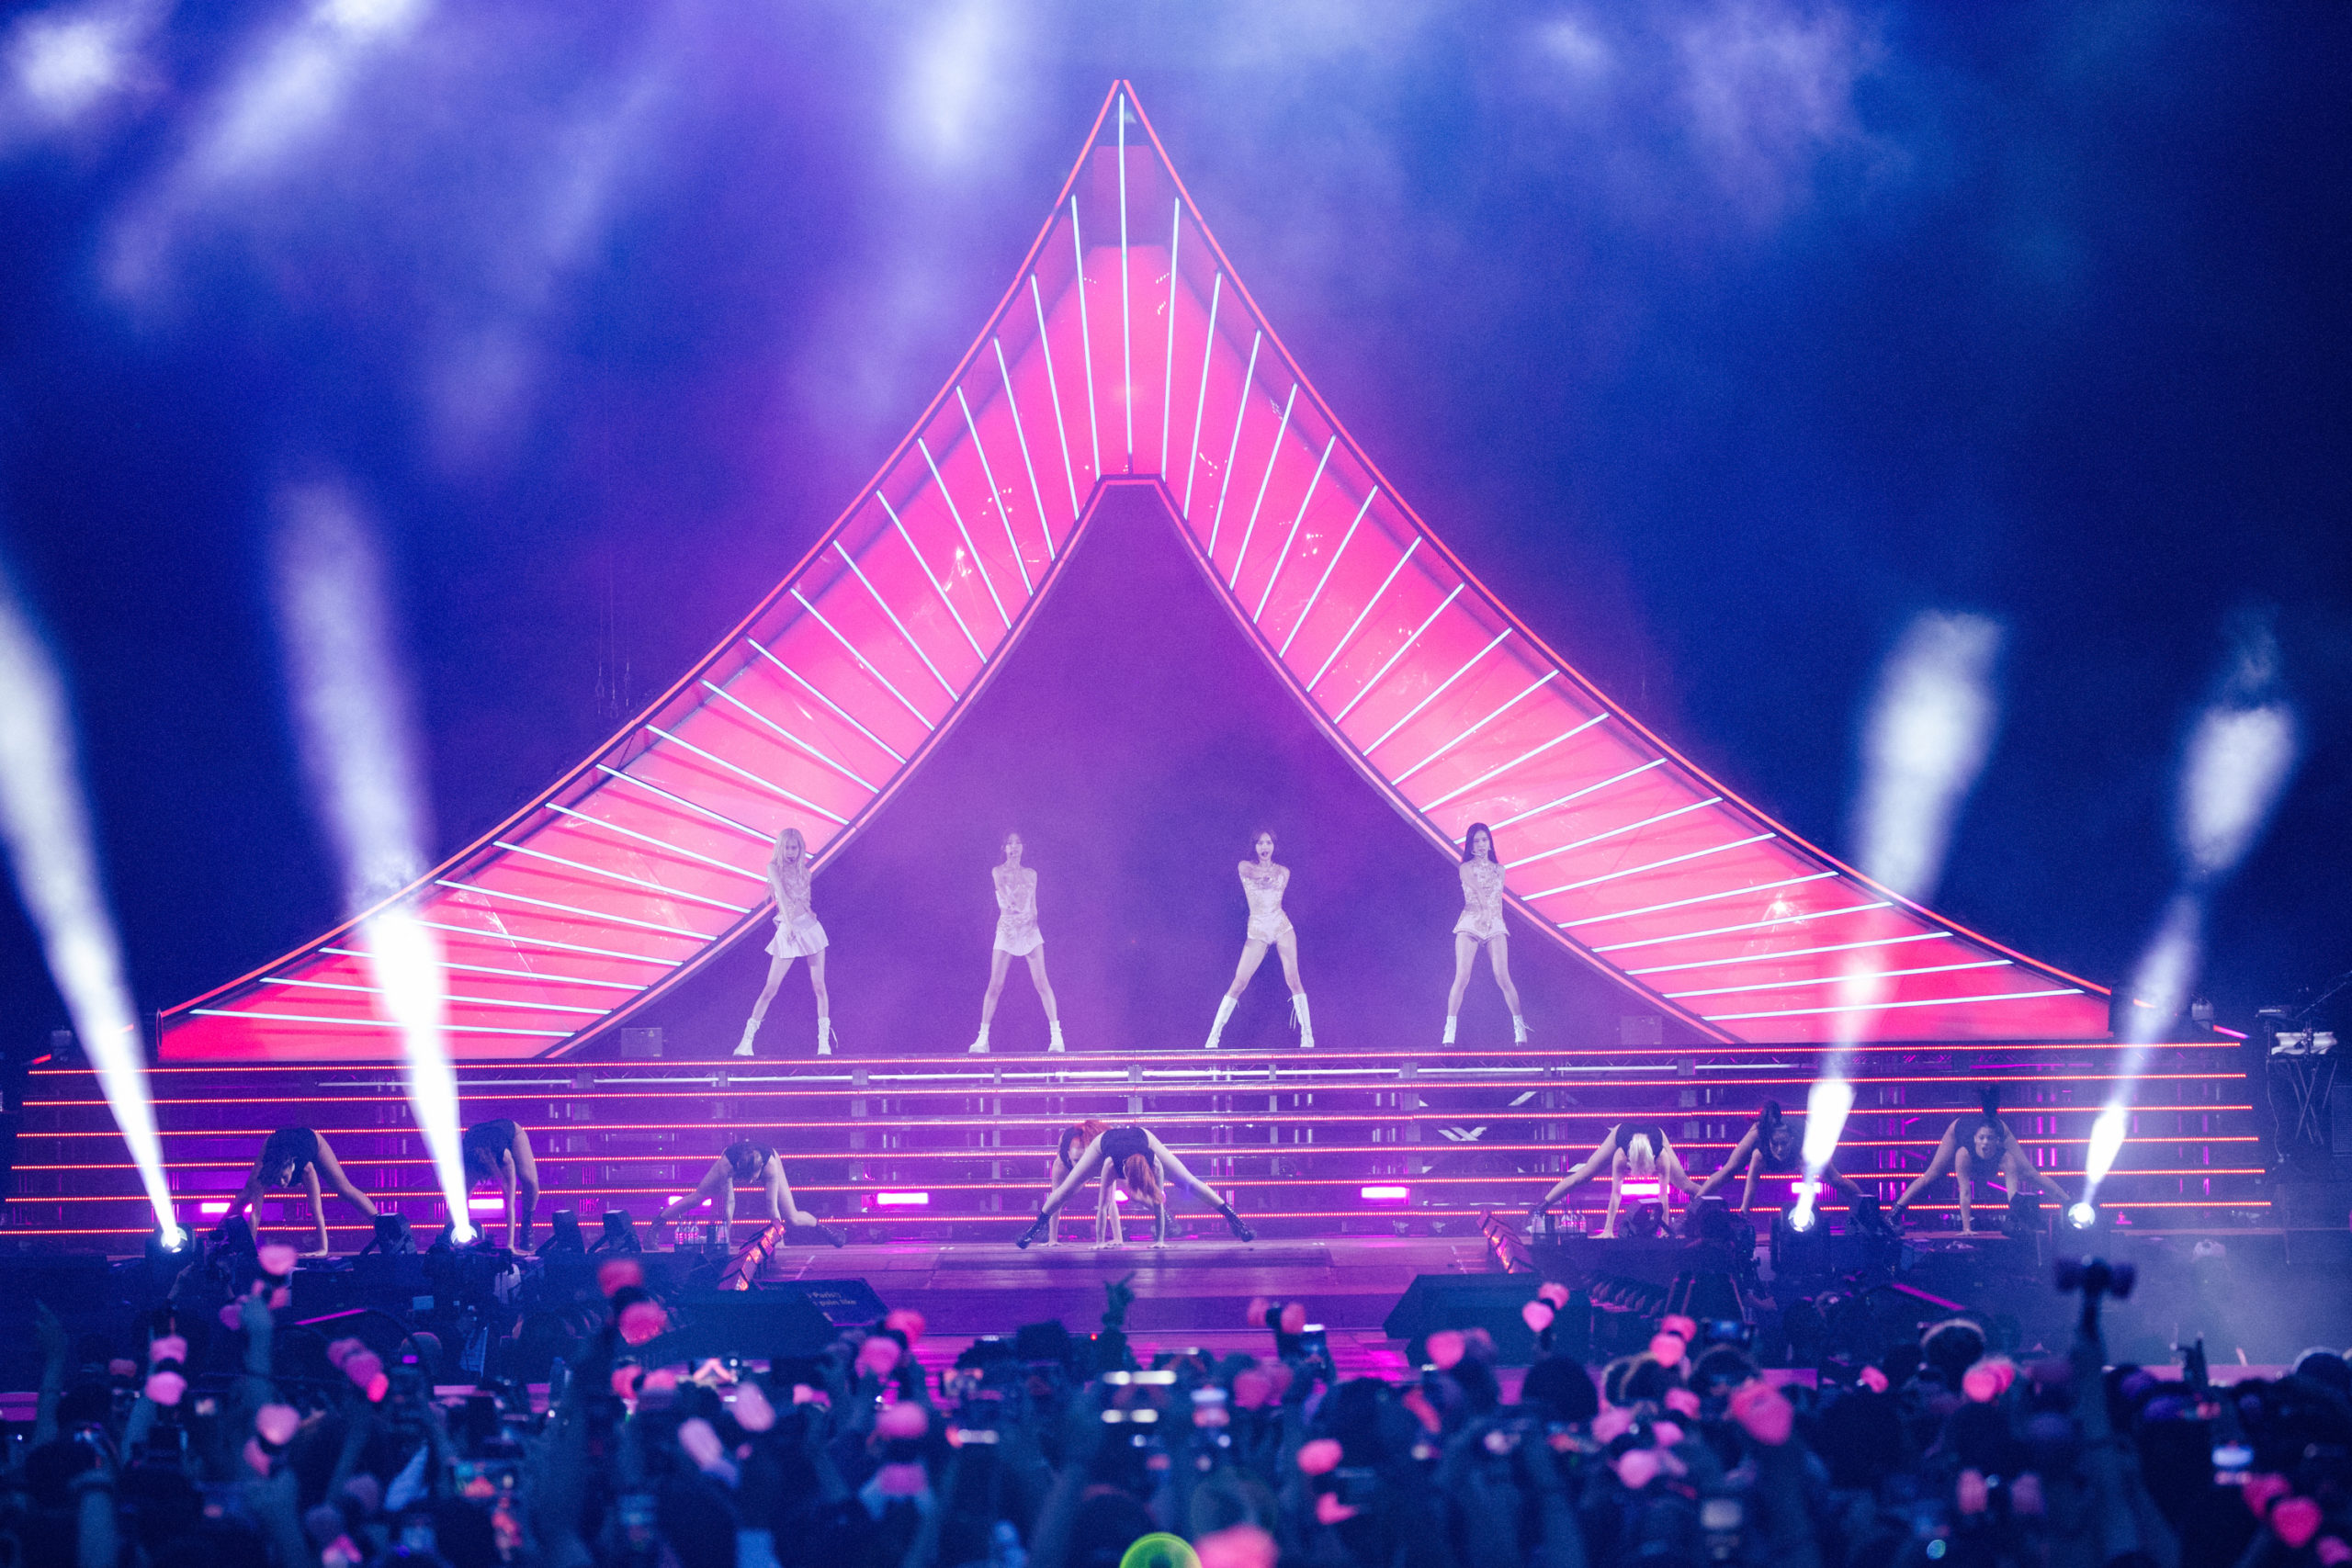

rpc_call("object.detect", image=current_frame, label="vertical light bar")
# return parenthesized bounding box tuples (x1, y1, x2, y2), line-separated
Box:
(1253, 435, 1335, 623)
(1159, 201, 1181, 476)
(0, 581, 180, 1245)
(1205, 332, 1263, 557)
(1279, 487, 1376, 660)
(1230, 384, 1296, 591)
(874, 491, 987, 662)
(1028, 278, 1084, 525)
(1182, 274, 1222, 516)
(989, 340, 1060, 559)
(955, 388, 1033, 596)
(1068, 199, 1102, 485)
(912, 441, 1011, 629)
(1116, 93, 1133, 468)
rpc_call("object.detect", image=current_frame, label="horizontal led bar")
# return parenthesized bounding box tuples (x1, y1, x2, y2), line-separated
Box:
(433, 879, 710, 941)
(1360, 1184, 1411, 1201)
(872, 1191, 932, 1208)
(644, 724, 848, 826)
(414, 917, 680, 968)
(491, 839, 752, 915)
(1618, 1178, 1664, 1198)
(469, 1197, 504, 1212)
(1705, 987, 2079, 1022)
(1665, 959, 2011, 1001)
(1561, 873, 1838, 931)
(198, 1201, 230, 1215)
(1507, 797, 1725, 871)
(319, 946, 642, 992)
(1591, 900, 1891, 955)
(1422, 711, 1604, 810)
(1526, 832, 1774, 900)
(1488, 759, 1668, 833)
(261, 976, 608, 1017)
(594, 764, 773, 843)
(190, 1009, 571, 1038)
(1629, 930, 1951, 978)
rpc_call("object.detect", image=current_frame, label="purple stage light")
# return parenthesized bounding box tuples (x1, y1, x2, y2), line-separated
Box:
(1360, 1184, 1410, 1201)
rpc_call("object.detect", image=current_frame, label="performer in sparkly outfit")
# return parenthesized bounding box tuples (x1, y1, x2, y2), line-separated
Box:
(737, 828, 831, 1057)
(968, 830, 1064, 1055)
(1204, 831, 1312, 1049)
(1443, 822, 1527, 1045)
(1015, 1122, 1254, 1247)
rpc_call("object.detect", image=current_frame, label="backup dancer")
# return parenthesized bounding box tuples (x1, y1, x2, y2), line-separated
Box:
(460, 1118, 540, 1250)
(1526, 1121, 1700, 1238)
(1890, 1089, 2075, 1232)
(737, 828, 832, 1057)
(221, 1126, 379, 1258)
(1443, 822, 1527, 1045)
(968, 830, 1064, 1055)
(1204, 831, 1312, 1049)
(1015, 1122, 1254, 1247)
(653, 1139, 844, 1247)
(1694, 1100, 1870, 1215)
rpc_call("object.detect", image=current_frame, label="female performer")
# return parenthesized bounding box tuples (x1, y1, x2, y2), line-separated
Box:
(221, 1127, 380, 1258)
(1526, 1122, 1700, 1238)
(1890, 1089, 2075, 1232)
(1204, 831, 1312, 1049)
(460, 1118, 541, 1251)
(1444, 822, 1527, 1046)
(968, 831, 1064, 1055)
(1015, 1122, 1254, 1247)
(737, 828, 831, 1058)
(1694, 1100, 1870, 1214)
(652, 1140, 844, 1247)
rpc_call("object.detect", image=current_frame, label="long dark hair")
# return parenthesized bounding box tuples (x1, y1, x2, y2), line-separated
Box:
(1462, 822, 1496, 863)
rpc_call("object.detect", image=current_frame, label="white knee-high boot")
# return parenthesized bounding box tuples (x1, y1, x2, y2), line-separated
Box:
(735, 1018, 758, 1057)
(1442, 1015, 1458, 1046)
(1204, 996, 1236, 1050)
(1292, 992, 1314, 1049)
(817, 1017, 831, 1057)
(1512, 1014, 1528, 1044)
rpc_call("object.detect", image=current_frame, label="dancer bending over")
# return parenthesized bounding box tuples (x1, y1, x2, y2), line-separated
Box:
(1444, 822, 1526, 1046)
(1016, 1123, 1253, 1247)
(1204, 831, 1312, 1049)
(1890, 1089, 2075, 1233)
(1033, 1119, 1114, 1247)
(460, 1118, 540, 1250)
(654, 1140, 844, 1247)
(1527, 1122, 1700, 1238)
(1695, 1100, 1869, 1214)
(738, 828, 831, 1058)
(222, 1127, 379, 1258)
(969, 831, 1064, 1055)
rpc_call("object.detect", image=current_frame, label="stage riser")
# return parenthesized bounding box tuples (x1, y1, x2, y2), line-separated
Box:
(5, 1045, 2269, 1247)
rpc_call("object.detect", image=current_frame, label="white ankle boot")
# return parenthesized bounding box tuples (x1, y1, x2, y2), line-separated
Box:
(734, 1020, 758, 1058)
(1512, 1014, 1528, 1044)
(817, 1018, 831, 1057)
(1204, 996, 1236, 1050)
(1442, 1015, 1457, 1046)
(1292, 993, 1314, 1048)
(1047, 1021, 1065, 1054)
(968, 1027, 989, 1055)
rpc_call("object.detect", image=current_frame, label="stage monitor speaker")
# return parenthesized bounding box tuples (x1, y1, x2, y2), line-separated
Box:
(639, 1288, 837, 1365)
(1383, 1273, 1544, 1364)
(620, 1028, 663, 1060)
(762, 1278, 888, 1329)
(1620, 1015, 1662, 1047)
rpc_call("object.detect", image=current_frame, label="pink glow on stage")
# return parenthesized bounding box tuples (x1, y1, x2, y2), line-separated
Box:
(156, 83, 2112, 1065)
(1360, 1185, 1411, 1201)
(872, 1190, 931, 1208)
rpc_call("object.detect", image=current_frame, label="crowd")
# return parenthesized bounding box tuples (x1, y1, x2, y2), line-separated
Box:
(6, 1241, 2350, 1568)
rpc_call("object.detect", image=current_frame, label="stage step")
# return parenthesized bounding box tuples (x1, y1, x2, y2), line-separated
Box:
(2, 1039, 2267, 1250)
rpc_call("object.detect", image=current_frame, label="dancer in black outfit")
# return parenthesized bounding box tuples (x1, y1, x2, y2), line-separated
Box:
(1695, 1100, 1871, 1214)
(653, 1140, 844, 1247)
(460, 1118, 541, 1250)
(222, 1126, 379, 1258)
(1016, 1123, 1253, 1247)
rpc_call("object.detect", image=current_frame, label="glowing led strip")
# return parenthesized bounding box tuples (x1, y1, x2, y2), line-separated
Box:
(1592, 900, 1888, 955)
(319, 947, 642, 991)
(1488, 759, 1667, 832)
(1029, 277, 1083, 523)
(696, 681, 876, 794)
(645, 724, 846, 826)
(1393, 671, 1563, 788)
(1506, 797, 1724, 872)
(1229, 383, 1296, 588)
(1182, 275, 1222, 517)
(954, 388, 1033, 596)
(914, 440, 1011, 627)
(543, 804, 765, 884)
(1253, 435, 1336, 623)
(874, 491, 987, 664)
(1116, 99, 1134, 465)
(1069, 197, 1102, 481)
(1523, 832, 1774, 901)
(1206, 332, 1264, 553)
(433, 879, 708, 941)
(1557, 872, 1838, 931)
(1307, 537, 1419, 694)
(1627, 929, 1951, 978)
(789, 589, 934, 732)
(1159, 199, 1180, 475)
(491, 840, 752, 915)
(1278, 487, 1375, 660)
(831, 542, 956, 700)
(1422, 709, 1602, 811)
(1705, 988, 2075, 1023)
(745, 636, 907, 765)
(1665, 958, 2011, 1001)
(413, 917, 679, 967)
(594, 764, 772, 844)
(989, 340, 1060, 555)
(262, 976, 609, 1016)
(191, 1009, 570, 1038)
(1364, 630, 1510, 757)
(1334, 584, 1465, 725)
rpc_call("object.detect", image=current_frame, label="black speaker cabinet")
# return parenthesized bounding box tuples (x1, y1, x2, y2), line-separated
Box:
(1383, 1273, 1545, 1364)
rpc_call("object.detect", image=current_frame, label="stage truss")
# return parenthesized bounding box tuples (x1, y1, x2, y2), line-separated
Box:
(163, 85, 2110, 1062)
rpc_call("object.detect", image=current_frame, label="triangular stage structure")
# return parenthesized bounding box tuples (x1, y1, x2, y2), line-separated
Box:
(164, 85, 2110, 1061)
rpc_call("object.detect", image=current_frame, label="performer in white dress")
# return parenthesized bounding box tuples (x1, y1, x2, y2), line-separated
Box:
(1443, 822, 1527, 1045)
(968, 831, 1065, 1055)
(736, 828, 831, 1057)
(1204, 831, 1313, 1049)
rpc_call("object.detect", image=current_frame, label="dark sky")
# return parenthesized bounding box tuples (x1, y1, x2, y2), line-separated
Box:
(0, 0, 2345, 1047)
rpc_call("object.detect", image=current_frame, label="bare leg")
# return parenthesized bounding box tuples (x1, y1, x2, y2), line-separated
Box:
(1446, 933, 1478, 1016)
(1032, 1137, 1110, 1218)
(1143, 1132, 1253, 1239)
(312, 1139, 379, 1220)
(806, 947, 830, 1017)
(741, 949, 796, 1052)
(1487, 934, 1523, 1015)
(1022, 949, 1059, 1023)
(978, 950, 1013, 1031)
(1893, 1122, 1964, 1213)
(1225, 940, 1271, 999)
(1096, 1162, 1121, 1246)
(1274, 932, 1303, 996)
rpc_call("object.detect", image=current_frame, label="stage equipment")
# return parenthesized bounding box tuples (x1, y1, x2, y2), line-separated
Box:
(719, 1222, 786, 1289)
(161, 85, 2115, 1069)
(594, 1211, 641, 1254)
(537, 1209, 585, 1256)
(1772, 1205, 1832, 1276)
(1382, 1273, 1545, 1364)
(620, 1028, 662, 1060)
(361, 1213, 415, 1255)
